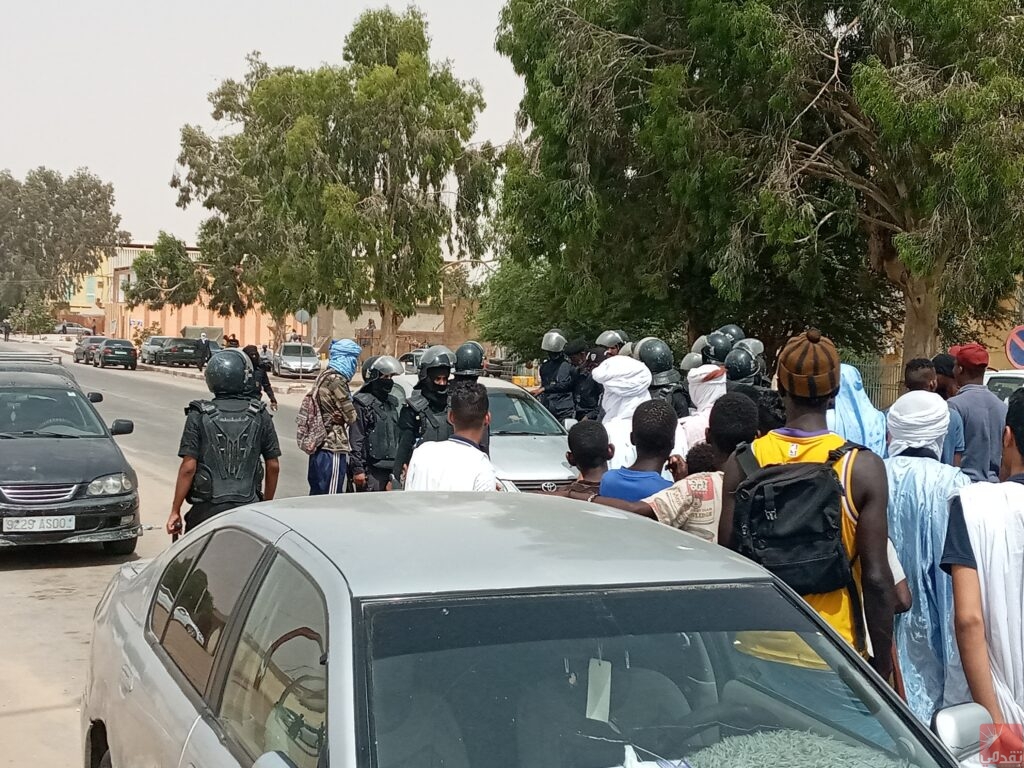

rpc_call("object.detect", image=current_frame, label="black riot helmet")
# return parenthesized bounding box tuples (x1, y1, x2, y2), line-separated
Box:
(717, 324, 746, 345)
(417, 344, 456, 396)
(363, 354, 403, 383)
(703, 331, 734, 364)
(595, 329, 629, 350)
(455, 340, 486, 377)
(204, 348, 254, 396)
(724, 346, 758, 381)
(635, 337, 678, 386)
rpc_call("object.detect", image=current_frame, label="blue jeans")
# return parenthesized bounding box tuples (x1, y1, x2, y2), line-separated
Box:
(308, 450, 348, 495)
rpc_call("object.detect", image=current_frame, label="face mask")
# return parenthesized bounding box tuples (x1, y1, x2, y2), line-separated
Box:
(373, 378, 395, 396)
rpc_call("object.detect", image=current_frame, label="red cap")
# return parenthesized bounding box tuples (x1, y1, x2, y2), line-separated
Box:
(950, 342, 989, 367)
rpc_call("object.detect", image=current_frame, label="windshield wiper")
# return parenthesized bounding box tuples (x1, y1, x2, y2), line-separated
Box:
(492, 429, 546, 436)
(4, 430, 81, 438)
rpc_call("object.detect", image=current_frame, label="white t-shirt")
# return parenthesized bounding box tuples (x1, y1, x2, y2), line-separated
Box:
(404, 438, 499, 492)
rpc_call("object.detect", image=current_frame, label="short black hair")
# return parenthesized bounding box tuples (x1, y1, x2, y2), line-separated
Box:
(564, 338, 588, 356)
(778, 384, 833, 410)
(707, 393, 759, 454)
(684, 442, 718, 474)
(904, 358, 936, 390)
(933, 353, 956, 378)
(1008, 389, 1024, 460)
(631, 399, 677, 457)
(732, 384, 786, 434)
(567, 420, 609, 470)
(449, 382, 489, 429)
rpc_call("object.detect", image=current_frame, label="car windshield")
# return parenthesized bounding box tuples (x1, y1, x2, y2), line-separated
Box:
(986, 376, 1023, 402)
(148, 337, 169, 345)
(362, 584, 944, 768)
(489, 390, 564, 436)
(81, 336, 104, 345)
(282, 344, 316, 356)
(0, 387, 106, 437)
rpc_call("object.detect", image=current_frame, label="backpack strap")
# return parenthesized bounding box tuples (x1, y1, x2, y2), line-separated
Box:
(734, 442, 761, 479)
(828, 440, 869, 654)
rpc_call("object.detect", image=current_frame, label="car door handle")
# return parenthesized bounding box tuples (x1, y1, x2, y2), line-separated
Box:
(119, 663, 135, 694)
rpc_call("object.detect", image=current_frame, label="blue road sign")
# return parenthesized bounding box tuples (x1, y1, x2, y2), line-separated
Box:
(1006, 326, 1024, 369)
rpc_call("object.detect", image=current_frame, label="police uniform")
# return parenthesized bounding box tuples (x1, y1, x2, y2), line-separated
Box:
(351, 387, 402, 491)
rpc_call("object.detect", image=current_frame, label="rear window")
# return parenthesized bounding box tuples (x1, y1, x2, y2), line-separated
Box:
(83, 336, 104, 344)
(106, 340, 134, 348)
(148, 336, 169, 345)
(167, 338, 197, 346)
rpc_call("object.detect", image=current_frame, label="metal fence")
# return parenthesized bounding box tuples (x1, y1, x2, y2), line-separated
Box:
(854, 361, 904, 410)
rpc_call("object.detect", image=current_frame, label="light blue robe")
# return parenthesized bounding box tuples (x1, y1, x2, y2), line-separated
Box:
(884, 455, 972, 722)
(827, 364, 888, 457)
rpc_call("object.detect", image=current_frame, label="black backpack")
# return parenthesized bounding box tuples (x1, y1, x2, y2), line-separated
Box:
(732, 441, 859, 598)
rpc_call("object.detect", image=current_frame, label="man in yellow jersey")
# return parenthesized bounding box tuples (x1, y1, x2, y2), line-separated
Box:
(718, 329, 895, 685)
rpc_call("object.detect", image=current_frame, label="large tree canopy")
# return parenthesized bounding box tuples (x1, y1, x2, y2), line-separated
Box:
(0, 167, 125, 311)
(494, 0, 1024, 363)
(149, 9, 497, 353)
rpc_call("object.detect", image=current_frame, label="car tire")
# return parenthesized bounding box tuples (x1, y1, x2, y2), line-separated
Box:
(185, 624, 197, 639)
(103, 537, 138, 556)
(99, 358, 106, 369)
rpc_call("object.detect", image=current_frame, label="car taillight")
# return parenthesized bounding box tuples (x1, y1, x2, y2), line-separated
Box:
(170, 346, 178, 352)
(103, 349, 112, 355)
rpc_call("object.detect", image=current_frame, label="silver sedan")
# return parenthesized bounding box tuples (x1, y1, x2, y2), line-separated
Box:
(84, 494, 981, 768)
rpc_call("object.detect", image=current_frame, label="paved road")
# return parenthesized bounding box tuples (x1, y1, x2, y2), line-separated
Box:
(0, 340, 311, 766)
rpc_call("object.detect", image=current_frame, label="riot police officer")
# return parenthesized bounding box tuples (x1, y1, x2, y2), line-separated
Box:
(242, 344, 278, 410)
(453, 340, 487, 385)
(535, 329, 575, 421)
(635, 336, 690, 418)
(726, 337, 770, 389)
(702, 330, 734, 365)
(350, 355, 404, 491)
(393, 345, 456, 487)
(596, 329, 630, 357)
(166, 349, 281, 536)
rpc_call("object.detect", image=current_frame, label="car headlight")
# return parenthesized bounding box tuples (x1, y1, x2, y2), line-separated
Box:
(87, 473, 134, 496)
(495, 479, 521, 493)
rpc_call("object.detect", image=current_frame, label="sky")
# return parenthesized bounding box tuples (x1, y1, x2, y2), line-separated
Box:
(0, 0, 522, 244)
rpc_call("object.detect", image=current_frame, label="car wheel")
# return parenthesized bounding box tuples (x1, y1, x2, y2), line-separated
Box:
(185, 624, 197, 639)
(99, 358, 106, 368)
(103, 537, 138, 556)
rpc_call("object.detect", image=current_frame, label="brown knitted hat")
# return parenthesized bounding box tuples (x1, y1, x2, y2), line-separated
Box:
(777, 328, 840, 399)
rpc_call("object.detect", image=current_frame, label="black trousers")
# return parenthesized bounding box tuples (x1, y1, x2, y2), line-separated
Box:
(362, 466, 393, 492)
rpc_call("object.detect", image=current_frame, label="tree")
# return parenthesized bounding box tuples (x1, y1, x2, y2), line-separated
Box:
(496, 0, 1024, 365)
(0, 167, 126, 309)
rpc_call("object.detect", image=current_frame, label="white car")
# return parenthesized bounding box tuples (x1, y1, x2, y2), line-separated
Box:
(83, 494, 982, 768)
(984, 369, 1024, 402)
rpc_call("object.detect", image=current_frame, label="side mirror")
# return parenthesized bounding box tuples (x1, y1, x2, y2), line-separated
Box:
(932, 702, 992, 760)
(252, 752, 298, 768)
(87, 392, 104, 403)
(110, 419, 134, 436)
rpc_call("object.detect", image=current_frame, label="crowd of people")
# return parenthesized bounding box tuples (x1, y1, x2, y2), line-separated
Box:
(163, 322, 1024, 733)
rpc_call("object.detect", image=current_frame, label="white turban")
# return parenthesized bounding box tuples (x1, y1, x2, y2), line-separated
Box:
(593, 354, 652, 423)
(687, 364, 728, 414)
(887, 390, 950, 459)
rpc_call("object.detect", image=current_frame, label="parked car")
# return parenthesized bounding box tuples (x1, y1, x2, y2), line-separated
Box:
(92, 339, 138, 370)
(394, 373, 575, 491)
(139, 335, 170, 364)
(984, 369, 1024, 402)
(54, 321, 92, 336)
(84, 493, 980, 768)
(153, 337, 223, 367)
(73, 335, 106, 363)
(272, 342, 320, 378)
(399, 347, 428, 374)
(0, 352, 77, 383)
(0, 370, 138, 554)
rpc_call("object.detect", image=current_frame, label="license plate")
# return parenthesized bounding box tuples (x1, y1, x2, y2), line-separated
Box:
(2, 516, 75, 533)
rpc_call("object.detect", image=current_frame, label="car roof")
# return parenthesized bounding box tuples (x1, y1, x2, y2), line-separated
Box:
(394, 373, 526, 393)
(252, 493, 768, 597)
(0, 370, 81, 388)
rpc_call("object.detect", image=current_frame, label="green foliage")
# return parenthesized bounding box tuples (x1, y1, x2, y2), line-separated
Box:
(0, 167, 126, 308)
(125, 232, 203, 310)
(495, 0, 1024, 361)
(131, 322, 163, 348)
(13, 293, 55, 335)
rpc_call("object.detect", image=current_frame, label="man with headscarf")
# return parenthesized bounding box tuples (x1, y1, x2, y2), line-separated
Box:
(196, 332, 212, 372)
(885, 390, 971, 723)
(679, 364, 728, 448)
(307, 339, 361, 495)
(827, 363, 888, 457)
(593, 354, 688, 472)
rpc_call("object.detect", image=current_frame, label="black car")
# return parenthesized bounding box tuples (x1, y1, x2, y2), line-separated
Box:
(91, 338, 138, 370)
(0, 352, 78, 382)
(73, 335, 106, 363)
(152, 337, 221, 367)
(0, 371, 139, 554)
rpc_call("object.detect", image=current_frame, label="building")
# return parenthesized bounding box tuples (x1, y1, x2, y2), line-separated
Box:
(60, 253, 112, 332)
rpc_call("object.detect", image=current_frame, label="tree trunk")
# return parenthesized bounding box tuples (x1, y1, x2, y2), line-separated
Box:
(902, 276, 940, 366)
(269, 314, 287, 349)
(379, 304, 404, 356)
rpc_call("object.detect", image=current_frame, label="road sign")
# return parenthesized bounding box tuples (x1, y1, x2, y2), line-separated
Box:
(1006, 326, 1024, 369)
(294, 309, 310, 324)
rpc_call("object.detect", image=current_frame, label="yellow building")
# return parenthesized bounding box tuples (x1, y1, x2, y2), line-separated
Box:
(60, 252, 111, 332)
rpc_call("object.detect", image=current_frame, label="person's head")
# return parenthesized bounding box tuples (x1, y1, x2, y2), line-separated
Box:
(887, 390, 949, 460)
(229, 333, 237, 340)
(932, 353, 959, 399)
(328, 338, 362, 380)
(454, 340, 486, 380)
(684, 442, 718, 474)
(566, 420, 613, 476)
(541, 329, 568, 358)
(705, 392, 759, 464)
(363, 355, 403, 397)
(565, 338, 589, 367)
(687, 364, 728, 413)
(447, 381, 490, 436)
(904, 358, 937, 392)
(775, 328, 841, 418)
(1002, 389, 1024, 479)
(204, 348, 253, 396)
(200, 332, 208, 341)
(417, 345, 456, 397)
(630, 399, 677, 461)
(596, 329, 629, 356)
(242, 344, 260, 369)
(951, 343, 989, 386)
(261, 344, 268, 351)
(731, 384, 785, 436)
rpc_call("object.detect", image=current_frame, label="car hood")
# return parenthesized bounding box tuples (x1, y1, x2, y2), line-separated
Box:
(489, 434, 575, 482)
(1, 437, 129, 485)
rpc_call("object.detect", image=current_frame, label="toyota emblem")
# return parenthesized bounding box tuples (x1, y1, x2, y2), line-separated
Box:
(541, 482, 558, 493)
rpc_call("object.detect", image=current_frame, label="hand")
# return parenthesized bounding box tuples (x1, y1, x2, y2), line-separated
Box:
(270, 401, 279, 412)
(385, 480, 394, 491)
(166, 510, 183, 536)
(667, 455, 687, 482)
(353, 473, 367, 489)
(530, 386, 543, 396)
